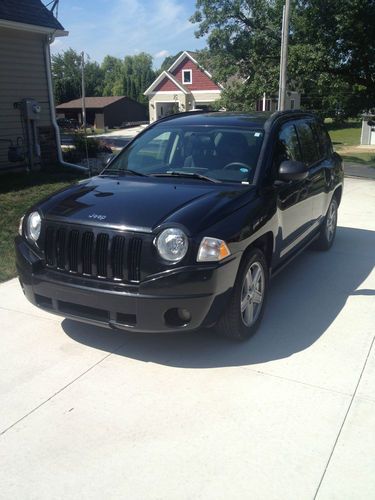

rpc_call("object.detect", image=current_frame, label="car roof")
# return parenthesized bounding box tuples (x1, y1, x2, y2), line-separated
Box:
(156, 111, 270, 128)
(154, 110, 316, 129)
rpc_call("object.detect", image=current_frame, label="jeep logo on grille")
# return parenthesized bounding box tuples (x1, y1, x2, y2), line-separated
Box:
(88, 213, 107, 220)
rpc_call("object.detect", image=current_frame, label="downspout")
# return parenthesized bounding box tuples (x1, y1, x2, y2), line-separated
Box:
(44, 34, 88, 173)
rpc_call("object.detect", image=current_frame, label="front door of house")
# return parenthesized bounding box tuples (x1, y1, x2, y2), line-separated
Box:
(156, 102, 177, 120)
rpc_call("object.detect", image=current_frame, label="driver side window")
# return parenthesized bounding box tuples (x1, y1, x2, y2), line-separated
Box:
(272, 122, 302, 178)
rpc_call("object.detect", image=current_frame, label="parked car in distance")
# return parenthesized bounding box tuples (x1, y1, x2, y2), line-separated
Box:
(57, 117, 79, 130)
(16, 111, 343, 340)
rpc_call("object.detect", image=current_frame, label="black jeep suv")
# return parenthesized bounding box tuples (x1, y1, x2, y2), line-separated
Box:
(16, 111, 343, 340)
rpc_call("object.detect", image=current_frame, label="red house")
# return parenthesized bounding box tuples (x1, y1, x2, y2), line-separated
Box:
(144, 51, 222, 122)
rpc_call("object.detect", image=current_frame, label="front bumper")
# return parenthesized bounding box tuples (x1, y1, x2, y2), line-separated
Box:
(16, 237, 240, 333)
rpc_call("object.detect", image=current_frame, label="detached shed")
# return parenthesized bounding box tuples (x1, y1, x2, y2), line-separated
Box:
(361, 113, 375, 145)
(56, 96, 148, 129)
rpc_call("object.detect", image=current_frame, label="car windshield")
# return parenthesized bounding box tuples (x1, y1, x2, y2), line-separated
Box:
(102, 125, 264, 184)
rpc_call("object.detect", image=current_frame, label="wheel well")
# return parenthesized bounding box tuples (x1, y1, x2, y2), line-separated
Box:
(242, 232, 273, 268)
(333, 186, 343, 206)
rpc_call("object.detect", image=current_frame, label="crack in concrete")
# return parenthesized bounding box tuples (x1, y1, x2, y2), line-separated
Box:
(314, 334, 375, 499)
(0, 342, 128, 437)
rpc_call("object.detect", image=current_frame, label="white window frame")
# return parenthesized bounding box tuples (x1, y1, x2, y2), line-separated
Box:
(182, 69, 193, 85)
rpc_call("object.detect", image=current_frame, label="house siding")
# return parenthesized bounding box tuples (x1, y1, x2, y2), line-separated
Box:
(149, 93, 188, 122)
(146, 54, 222, 122)
(191, 91, 222, 104)
(171, 58, 220, 91)
(154, 77, 182, 93)
(58, 98, 148, 129)
(0, 27, 53, 171)
(103, 98, 147, 128)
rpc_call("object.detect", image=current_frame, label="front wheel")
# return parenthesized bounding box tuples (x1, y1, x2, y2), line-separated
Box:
(216, 248, 269, 340)
(315, 197, 338, 251)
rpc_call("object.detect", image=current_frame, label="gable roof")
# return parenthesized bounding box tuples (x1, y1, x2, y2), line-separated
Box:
(167, 51, 209, 76)
(144, 51, 223, 96)
(0, 0, 65, 32)
(57, 96, 131, 110)
(144, 71, 190, 96)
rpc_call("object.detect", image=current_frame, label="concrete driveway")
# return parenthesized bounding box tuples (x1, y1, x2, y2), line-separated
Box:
(0, 178, 374, 499)
(90, 125, 148, 148)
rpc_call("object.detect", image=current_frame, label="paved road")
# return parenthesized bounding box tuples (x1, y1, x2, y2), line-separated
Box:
(0, 178, 374, 499)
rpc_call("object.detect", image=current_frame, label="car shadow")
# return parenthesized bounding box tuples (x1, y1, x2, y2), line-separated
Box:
(62, 226, 375, 368)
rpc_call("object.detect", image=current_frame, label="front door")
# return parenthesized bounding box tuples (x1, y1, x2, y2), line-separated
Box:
(273, 121, 314, 259)
(156, 102, 178, 120)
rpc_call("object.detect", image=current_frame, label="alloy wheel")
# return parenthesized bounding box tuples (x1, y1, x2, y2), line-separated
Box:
(240, 261, 265, 327)
(325, 200, 337, 242)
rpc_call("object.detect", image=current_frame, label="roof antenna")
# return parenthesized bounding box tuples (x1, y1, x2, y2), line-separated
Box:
(48, 0, 60, 18)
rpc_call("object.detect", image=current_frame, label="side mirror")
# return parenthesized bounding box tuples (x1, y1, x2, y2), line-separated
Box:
(368, 120, 375, 127)
(278, 160, 308, 182)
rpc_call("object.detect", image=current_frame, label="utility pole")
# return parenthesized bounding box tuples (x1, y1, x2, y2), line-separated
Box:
(278, 0, 291, 111)
(81, 51, 90, 175)
(81, 51, 86, 131)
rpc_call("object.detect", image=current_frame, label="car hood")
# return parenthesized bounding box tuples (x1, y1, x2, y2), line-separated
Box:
(40, 176, 256, 234)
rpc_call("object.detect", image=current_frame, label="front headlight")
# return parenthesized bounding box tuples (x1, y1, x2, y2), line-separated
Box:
(26, 211, 41, 242)
(156, 228, 188, 262)
(197, 237, 231, 262)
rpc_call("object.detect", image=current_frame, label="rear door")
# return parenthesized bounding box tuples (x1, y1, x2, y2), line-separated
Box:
(295, 119, 330, 224)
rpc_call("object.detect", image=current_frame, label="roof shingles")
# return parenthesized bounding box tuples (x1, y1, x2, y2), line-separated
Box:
(56, 96, 130, 110)
(0, 0, 64, 31)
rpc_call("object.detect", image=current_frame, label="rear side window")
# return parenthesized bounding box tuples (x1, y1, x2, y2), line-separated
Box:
(314, 122, 333, 158)
(295, 120, 320, 165)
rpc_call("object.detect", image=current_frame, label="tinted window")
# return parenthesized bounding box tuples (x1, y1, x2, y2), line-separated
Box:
(104, 125, 264, 184)
(295, 120, 320, 165)
(315, 122, 333, 158)
(276, 122, 302, 164)
(127, 130, 172, 169)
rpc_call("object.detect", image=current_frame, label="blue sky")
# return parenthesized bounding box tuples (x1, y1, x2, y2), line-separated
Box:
(48, 0, 207, 67)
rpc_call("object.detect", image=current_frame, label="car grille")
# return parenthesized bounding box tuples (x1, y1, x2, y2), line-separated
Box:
(43, 225, 143, 282)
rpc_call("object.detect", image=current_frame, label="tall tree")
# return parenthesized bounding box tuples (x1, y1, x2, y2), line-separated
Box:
(290, 0, 375, 116)
(101, 56, 123, 96)
(52, 50, 156, 105)
(52, 49, 104, 104)
(191, 0, 375, 116)
(52, 48, 82, 104)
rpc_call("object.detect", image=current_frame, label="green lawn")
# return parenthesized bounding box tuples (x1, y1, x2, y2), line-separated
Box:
(339, 151, 375, 166)
(326, 121, 375, 167)
(0, 170, 83, 282)
(326, 120, 362, 147)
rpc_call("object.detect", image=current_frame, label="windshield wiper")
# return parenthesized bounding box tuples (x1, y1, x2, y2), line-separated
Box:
(101, 169, 148, 177)
(150, 171, 220, 183)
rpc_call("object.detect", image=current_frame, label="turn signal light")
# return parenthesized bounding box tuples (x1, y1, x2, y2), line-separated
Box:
(197, 237, 231, 262)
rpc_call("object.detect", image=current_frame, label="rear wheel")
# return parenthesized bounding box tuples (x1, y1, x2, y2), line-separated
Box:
(315, 197, 338, 251)
(216, 248, 269, 340)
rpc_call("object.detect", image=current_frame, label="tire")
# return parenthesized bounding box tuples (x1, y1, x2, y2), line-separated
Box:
(216, 248, 269, 340)
(315, 196, 338, 251)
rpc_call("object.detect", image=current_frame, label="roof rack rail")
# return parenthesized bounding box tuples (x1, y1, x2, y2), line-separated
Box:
(154, 109, 219, 124)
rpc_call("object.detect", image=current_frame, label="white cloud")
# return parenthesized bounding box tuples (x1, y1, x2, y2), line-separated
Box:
(154, 50, 169, 59)
(51, 0, 206, 65)
(51, 38, 63, 47)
